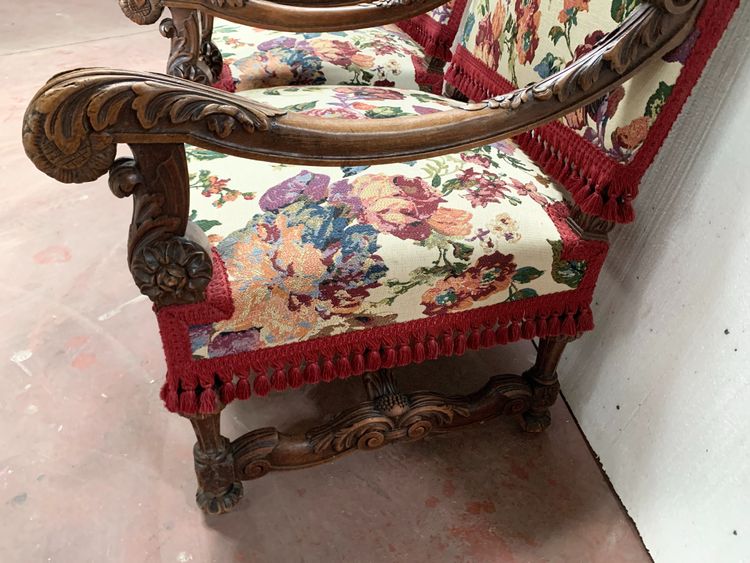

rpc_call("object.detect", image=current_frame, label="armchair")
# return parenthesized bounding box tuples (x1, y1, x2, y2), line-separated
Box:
(24, 0, 736, 514)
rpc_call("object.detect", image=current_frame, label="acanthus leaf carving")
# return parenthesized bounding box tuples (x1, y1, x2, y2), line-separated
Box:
(23, 70, 286, 185)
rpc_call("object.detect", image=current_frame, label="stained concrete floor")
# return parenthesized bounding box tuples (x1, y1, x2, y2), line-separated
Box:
(0, 3, 651, 562)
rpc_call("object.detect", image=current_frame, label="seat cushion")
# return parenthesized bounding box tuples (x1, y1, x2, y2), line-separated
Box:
(212, 21, 442, 93)
(157, 85, 608, 412)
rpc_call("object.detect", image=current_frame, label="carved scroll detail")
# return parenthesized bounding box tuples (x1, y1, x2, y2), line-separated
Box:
(162, 9, 213, 84)
(199, 13, 224, 82)
(119, 0, 164, 25)
(231, 371, 532, 480)
(23, 70, 286, 185)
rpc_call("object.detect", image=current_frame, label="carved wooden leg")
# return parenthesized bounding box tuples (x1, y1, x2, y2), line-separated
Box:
(520, 336, 573, 433)
(188, 411, 244, 515)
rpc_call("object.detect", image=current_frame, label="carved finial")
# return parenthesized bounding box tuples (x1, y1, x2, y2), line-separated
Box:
(119, 0, 164, 25)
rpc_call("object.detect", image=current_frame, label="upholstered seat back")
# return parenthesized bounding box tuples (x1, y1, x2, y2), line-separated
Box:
(445, 0, 738, 224)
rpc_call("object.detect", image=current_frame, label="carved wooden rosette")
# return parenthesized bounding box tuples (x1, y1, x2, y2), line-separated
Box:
(119, 0, 164, 25)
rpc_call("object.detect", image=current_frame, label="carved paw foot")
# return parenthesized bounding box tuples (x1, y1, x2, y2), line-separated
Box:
(196, 481, 244, 515)
(520, 410, 552, 433)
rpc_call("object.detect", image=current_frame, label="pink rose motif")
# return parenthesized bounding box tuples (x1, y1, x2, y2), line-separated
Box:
(303, 107, 363, 119)
(427, 207, 473, 237)
(309, 39, 358, 67)
(333, 86, 406, 101)
(461, 152, 492, 168)
(350, 174, 443, 240)
(351, 53, 375, 69)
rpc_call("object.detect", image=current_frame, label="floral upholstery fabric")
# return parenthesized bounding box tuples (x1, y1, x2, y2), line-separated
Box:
(429, 2, 456, 26)
(212, 21, 438, 93)
(184, 85, 596, 360)
(449, 0, 687, 164)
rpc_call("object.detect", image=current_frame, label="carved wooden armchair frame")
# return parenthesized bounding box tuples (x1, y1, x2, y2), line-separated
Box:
(25, 0, 707, 514)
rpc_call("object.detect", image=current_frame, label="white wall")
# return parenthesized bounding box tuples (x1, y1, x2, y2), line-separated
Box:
(560, 5, 750, 562)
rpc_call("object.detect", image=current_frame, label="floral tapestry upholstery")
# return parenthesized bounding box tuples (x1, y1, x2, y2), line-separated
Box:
(211, 21, 443, 94)
(447, 0, 681, 163)
(443, 0, 738, 225)
(156, 85, 608, 408)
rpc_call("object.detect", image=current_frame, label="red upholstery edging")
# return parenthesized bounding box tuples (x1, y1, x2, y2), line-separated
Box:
(445, 1, 740, 223)
(156, 202, 608, 414)
(412, 56, 444, 94)
(398, 0, 469, 61)
(211, 63, 237, 92)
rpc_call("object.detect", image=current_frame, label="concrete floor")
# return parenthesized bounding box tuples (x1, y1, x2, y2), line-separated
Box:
(0, 3, 651, 562)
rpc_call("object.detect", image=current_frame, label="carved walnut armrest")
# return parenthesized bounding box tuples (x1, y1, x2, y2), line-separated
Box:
(121, 0, 455, 31)
(25, 0, 700, 306)
(28, 1, 702, 169)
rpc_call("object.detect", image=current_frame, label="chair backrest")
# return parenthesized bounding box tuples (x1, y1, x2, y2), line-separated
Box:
(445, 0, 739, 224)
(398, 0, 470, 62)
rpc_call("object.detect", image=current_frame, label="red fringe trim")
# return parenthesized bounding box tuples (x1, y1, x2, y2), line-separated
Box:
(161, 304, 597, 413)
(211, 64, 236, 93)
(445, 1, 739, 224)
(412, 55, 444, 95)
(397, 0, 469, 62)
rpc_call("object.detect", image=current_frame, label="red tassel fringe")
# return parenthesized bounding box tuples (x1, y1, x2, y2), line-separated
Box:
(272, 368, 288, 391)
(199, 387, 216, 414)
(254, 374, 271, 397)
(322, 359, 337, 382)
(289, 366, 304, 388)
(159, 299, 599, 412)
